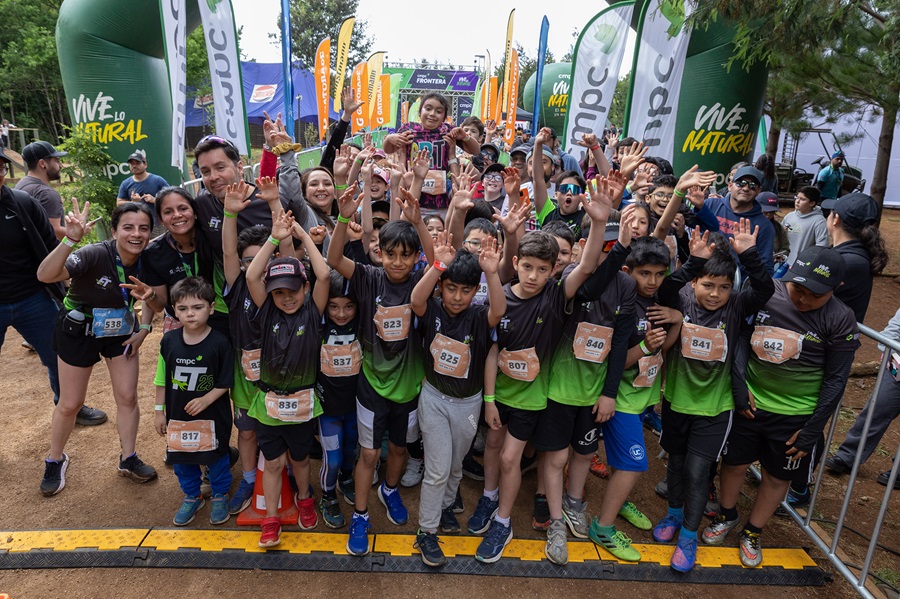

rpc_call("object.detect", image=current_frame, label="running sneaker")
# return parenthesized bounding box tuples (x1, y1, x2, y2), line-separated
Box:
(41, 454, 69, 497)
(775, 485, 811, 517)
(173, 495, 205, 526)
(452, 487, 464, 514)
(590, 455, 610, 479)
(440, 506, 461, 533)
(643, 408, 663, 436)
(532, 494, 551, 531)
(702, 514, 740, 545)
(653, 513, 683, 543)
(462, 455, 485, 481)
(210, 493, 229, 525)
(414, 529, 446, 567)
(671, 535, 698, 572)
(655, 478, 668, 499)
(377, 483, 408, 525)
(118, 453, 158, 483)
(705, 485, 720, 518)
(347, 512, 372, 556)
(562, 498, 590, 539)
(589, 521, 641, 562)
(258, 516, 281, 548)
(320, 495, 345, 529)
(544, 519, 568, 565)
(75, 405, 108, 426)
(296, 495, 318, 530)
(228, 479, 255, 515)
(520, 453, 537, 474)
(739, 529, 763, 567)
(467, 495, 499, 534)
(338, 477, 355, 506)
(617, 501, 652, 531)
(401, 457, 424, 488)
(476, 519, 512, 563)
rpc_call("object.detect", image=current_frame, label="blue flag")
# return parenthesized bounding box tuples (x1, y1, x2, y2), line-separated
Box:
(531, 17, 549, 136)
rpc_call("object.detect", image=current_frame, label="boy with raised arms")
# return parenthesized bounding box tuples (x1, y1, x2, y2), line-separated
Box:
(327, 184, 434, 557)
(652, 219, 774, 572)
(703, 247, 859, 567)
(409, 231, 505, 567)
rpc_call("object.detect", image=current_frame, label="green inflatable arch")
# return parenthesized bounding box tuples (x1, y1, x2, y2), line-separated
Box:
(56, 0, 201, 185)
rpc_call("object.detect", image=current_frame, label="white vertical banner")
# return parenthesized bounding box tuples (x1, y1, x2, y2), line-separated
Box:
(198, 0, 249, 155)
(624, 0, 694, 162)
(563, 1, 634, 161)
(160, 0, 187, 170)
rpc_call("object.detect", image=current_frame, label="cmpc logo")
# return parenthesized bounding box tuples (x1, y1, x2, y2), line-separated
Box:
(592, 24, 618, 55)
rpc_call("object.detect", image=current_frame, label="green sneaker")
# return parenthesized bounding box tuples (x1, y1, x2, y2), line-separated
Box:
(589, 520, 642, 562)
(617, 501, 652, 531)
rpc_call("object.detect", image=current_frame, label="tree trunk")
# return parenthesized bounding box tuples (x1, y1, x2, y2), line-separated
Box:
(767, 120, 781, 162)
(870, 85, 898, 225)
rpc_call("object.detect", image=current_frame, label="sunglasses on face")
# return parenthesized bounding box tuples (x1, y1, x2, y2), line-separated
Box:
(734, 180, 759, 190)
(198, 135, 238, 151)
(558, 183, 583, 196)
(480, 151, 496, 160)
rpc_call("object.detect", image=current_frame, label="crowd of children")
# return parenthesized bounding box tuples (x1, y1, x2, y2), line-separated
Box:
(42, 89, 872, 574)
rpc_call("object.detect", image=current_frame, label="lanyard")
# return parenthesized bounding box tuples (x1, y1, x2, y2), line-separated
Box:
(167, 234, 198, 278)
(113, 246, 140, 310)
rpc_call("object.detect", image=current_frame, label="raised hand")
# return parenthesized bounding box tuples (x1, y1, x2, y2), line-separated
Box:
(396, 186, 422, 223)
(451, 173, 475, 211)
(577, 132, 599, 149)
(605, 131, 619, 148)
(631, 170, 653, 196)
(64, 198, 92, 241)
(337, 183, 362, 219)
(502, 167, 520, 198)
(341, 86, 364, 115)
(333, 145, 352, 180)
(121, 275, 155, 302)
(308, 225, 328, 245)
(619, 141, 649, 177)
(485, 119, 498, 137)
(433, 230, 456, 265)
(363, 133, 373, 148)
(689, 226, 715, 259)
(618, 204, 637, 247)
(346, 220, 363, 241)
(270, 209, 295, 241)
(494, 195, 531, 235)
(605, 169, 628, 202)
(534, 126, 553, 147)
(676, 165, 716, 195)
(478, 235, 501, 274)
(687, 184, 706, 210)
(411, 147, 432, 179)
(262, 110, 281, 147)
(730, 217, 759, 254)
(584, 175, 615, 222)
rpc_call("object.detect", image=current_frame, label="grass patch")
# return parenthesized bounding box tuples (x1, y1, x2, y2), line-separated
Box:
(873, 567, 900, 588)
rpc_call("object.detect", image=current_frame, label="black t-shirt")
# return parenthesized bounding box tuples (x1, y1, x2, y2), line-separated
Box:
(155, 328, 234, 465)
(15, 176, 64, 224)
(257, 297, 323, 393)
(418, 298, 495, 398)
(223, 271, 260, 351)
(142, 234, 216, 317)
(195, 187, 280, 264)
(542, 206, 587, 239)
(315, 317, 361, 416)
(64, 240, 142, 311)
(0, 199, 45, 302)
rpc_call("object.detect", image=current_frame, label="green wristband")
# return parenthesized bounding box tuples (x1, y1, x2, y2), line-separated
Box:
(267, 235, 279, 247)
(337, 214, 351, 224)
(223, 210, 237, 219)
(673, 188, 686, 198)
(335, 184, 348, 191)
(639, 340, 652, 355)
(483, 394, 496, 403)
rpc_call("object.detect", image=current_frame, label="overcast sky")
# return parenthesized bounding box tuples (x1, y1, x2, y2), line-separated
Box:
(234, 0, 634, 74)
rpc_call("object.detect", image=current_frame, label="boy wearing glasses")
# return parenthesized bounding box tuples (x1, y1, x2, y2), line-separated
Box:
(689, 166, 775, 276)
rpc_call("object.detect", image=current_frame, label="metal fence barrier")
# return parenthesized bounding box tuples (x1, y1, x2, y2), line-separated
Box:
(758, 323, 899, 598)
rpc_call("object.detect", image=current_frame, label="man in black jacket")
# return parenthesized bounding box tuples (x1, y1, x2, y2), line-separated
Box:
(0, 148, 106, 425)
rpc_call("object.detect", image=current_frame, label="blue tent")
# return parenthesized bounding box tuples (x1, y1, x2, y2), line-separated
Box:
(186, 61, 340, 127)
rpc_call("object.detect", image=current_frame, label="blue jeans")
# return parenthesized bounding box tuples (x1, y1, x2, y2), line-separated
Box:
(0, 290, 60, 403)
(173, 452, 232, 497)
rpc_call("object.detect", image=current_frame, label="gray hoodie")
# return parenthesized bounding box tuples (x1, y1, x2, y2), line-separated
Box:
(782, 207, 828, 265)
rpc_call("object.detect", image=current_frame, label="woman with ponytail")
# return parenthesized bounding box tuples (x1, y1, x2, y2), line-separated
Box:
(823, 192, 888, 323)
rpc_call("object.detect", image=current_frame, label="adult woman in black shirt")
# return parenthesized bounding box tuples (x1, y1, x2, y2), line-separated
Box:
(37, 201, 158, 496)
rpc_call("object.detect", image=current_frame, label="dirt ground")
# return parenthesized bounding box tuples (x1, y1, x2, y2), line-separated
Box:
(2, 211, 900, 598)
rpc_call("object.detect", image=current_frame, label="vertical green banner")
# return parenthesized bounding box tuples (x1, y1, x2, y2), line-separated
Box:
(673, 20, 767, 186)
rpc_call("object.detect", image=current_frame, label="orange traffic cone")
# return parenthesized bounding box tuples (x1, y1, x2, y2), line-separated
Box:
(236, 453, 299, 526)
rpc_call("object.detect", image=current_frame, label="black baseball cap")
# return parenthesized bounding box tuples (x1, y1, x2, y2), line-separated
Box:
(127, 150, 146, 163)
(22, 141, 67, 166)
(783, 246, 846, 295)
(821, 192, 879, 229)
(509, 146, 527, 157)
(480, 144, 499, 160)
(264, 257, 307, 293)
(757, 191, 780, 212)
(732, 166, 763, 184)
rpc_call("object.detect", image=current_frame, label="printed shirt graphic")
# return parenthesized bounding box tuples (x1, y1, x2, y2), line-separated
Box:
(549, 271, 635, 407)
(316, 317, 362, 416)
(617, 293, 667, 414)
(495, 279, 566, 410)
(63, 240, 141, 311)
(397, 122, 452, 210)
(248, 298, 324, 426)
(350, 264, 426, 403)
(419, 298, 495, 398)
(748, 281, 859, 415)
(154, 328, 234, 465)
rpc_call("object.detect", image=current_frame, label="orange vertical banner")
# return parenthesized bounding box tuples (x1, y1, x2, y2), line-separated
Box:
(484, 76, 498, 125)
(314, 38, 331, 143)
(492, 80, 503, 125)
(401, 101, 409, 124)
(372, 74, 390, 128)
(504, 49, 520, 146)
(351, 62, 369, 133)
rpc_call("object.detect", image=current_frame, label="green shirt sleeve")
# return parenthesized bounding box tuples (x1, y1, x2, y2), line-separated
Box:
(153, 352, 167, 387)
(536, 198, 556, 227)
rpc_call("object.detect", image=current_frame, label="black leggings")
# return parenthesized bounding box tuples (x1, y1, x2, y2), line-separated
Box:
(667, 452, 714, 533)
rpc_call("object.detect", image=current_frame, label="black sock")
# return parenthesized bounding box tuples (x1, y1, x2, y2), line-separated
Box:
(323, 489, 337, 499)
(745, 522, 762, 535)
(721, 506, 739, 521)
(355, 508, 368, 517)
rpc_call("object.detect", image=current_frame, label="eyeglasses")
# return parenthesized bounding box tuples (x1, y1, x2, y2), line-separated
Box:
(558, 183, 583, 196)
(734, 180, 760, 190)
(0, 165, 7, 175)
(198, 135, 238, 150)
(483, 173, 503, 182)
(463, 239, 483, 249)
(652, 191, 674, 200)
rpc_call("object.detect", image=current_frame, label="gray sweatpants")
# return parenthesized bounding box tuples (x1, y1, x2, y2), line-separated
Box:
(417, 380, 481, 532)
(835, 374, 900, 465)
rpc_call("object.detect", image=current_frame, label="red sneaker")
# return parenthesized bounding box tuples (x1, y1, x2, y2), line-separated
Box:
(590, 455, 610, 479)
(297, 495, 318, 530)
(259, 516, 281, 548)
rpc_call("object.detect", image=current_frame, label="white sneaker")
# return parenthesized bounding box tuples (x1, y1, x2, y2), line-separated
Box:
(400, 457, 424, 487)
